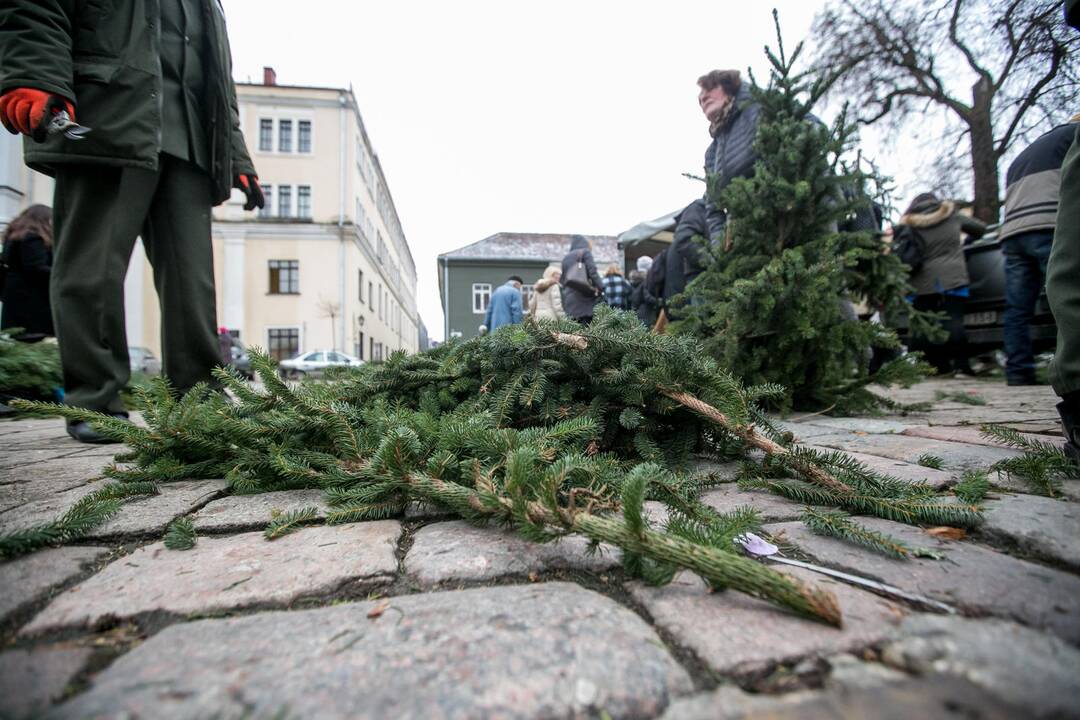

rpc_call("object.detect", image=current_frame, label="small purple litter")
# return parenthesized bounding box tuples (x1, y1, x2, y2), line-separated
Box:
(735, 532, 779, 557)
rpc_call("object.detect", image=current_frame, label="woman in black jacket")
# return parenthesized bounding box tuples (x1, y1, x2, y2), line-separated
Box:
(1, 204, 54, 341)
(560, 235, 604, 324)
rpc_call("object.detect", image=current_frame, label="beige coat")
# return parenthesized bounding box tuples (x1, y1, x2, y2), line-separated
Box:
(529, 269, 564, 321)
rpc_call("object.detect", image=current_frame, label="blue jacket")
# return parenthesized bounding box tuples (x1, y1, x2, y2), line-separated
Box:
(484, 281, 523, 331)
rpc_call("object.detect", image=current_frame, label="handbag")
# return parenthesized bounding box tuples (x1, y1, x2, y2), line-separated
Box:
(891, 224, 926, 273)
(563, 249, 594, 294)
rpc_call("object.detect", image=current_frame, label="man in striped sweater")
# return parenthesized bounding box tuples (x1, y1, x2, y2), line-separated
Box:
(998, 116, 1080, 386)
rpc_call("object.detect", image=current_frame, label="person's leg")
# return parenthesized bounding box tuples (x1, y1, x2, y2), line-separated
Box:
(912, 294, 950, 374)
(51, 164, 158, 415)
(942, 294, 970, 373)
(1002, 235, 1042, 384)
(140, 155, 220, 393)
(1048, 133, 1080, 461)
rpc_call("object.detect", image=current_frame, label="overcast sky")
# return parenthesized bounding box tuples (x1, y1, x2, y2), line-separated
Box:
(221, 1, 833, 341)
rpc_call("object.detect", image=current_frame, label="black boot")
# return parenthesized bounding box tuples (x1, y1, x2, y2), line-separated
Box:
(1058, 393, 1080, 465)
(65, 411, 130, 445)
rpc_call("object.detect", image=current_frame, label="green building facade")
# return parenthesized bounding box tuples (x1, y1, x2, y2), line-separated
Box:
(438, 233, 619, 340)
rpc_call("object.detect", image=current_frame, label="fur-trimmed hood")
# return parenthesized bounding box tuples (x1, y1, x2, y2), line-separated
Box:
(900, 200, 956, 229)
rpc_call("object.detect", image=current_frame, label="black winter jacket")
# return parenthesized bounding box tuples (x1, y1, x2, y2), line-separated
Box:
(0, 0, 255, 206)
(703, 84, 762, 240)
(559, 236, 604, 321)
(999, 123, 1079, 241)
(668, 199, 710, 302)
(1, 234, 54, 337)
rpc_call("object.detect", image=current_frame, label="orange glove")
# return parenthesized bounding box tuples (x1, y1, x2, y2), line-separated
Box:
(235, 174, 265, 211)
(0, 88, 76, 142)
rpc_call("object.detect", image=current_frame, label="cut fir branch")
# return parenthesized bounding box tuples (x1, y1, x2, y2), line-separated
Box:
(981, 424, 1079, 498)
(801, 508, 942, 560)
(0, 482, 158, 558)
(164, 517, 197, 550)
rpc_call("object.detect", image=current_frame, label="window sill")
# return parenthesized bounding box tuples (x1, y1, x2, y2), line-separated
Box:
(267, 292, 301, 296)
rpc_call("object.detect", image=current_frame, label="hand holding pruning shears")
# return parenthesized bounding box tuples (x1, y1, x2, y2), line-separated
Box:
(0, 88, 91, 142)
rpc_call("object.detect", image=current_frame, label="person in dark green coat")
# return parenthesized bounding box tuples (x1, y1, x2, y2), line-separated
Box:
(1048, 0, 1080, 462)
(0, 0, 264, 443)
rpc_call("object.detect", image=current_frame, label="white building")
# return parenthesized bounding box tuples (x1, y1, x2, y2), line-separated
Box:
(1, 67, 420, 364)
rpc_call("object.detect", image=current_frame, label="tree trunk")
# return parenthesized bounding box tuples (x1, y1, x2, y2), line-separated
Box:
(968, 78, 1000, 223)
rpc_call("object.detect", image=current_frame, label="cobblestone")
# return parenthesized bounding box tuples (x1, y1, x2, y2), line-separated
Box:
(0, 546, 109, 626)
(53, 583, 693, 720)
(23, 522, 400, 635)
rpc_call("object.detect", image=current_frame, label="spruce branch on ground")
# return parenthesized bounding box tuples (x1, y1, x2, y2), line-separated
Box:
(0, 482, 158, 558)
(801, 507, 942, 560)
(11, 310, 983, 624)
(981, 424, 1079, 498)
(164, 517, 197, 550)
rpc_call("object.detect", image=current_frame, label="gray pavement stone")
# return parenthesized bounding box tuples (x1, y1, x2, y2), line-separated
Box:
(405, 520, 620, 586)
(54, 582, 693, 720)
(86, 479, 230, 540)
(772, 421, 844, 441)
(0, 479, 228, 539)
(191, 489, 329, 532)
(823, 653, 907, 690)
(658, 676, 1020, 720)
(881, 614, 1080, 719)
(628, 568, 906, 676)
(809, 432, 1019, 472)
(686, 459, 741, 479)
(0, 455, 116, 514)
(699, 484, 811, 522)
(0, 546, 109, 626)
(903, 424, 1065, 449)
(979, 493, 1080, 571)
(795, 418, 914, 434)
(804, 446, 954, 488)
(767, 519, 1080, 643)
(988, 471, 1080, 501)
(0, 646, 93, 720)
(23, 522, 400, 635)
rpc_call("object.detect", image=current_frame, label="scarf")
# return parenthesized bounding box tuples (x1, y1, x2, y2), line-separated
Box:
(708, 98, 737, 139)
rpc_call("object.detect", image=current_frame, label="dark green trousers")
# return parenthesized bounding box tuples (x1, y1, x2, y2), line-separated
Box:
(51, 154, 220, 413)
(1049, 134, 1080, 397)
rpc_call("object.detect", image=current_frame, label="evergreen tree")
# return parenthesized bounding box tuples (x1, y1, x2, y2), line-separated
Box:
(675, 12, 931, 413)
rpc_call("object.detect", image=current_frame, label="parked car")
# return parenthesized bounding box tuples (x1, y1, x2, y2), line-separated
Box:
(889, 224, 1057, 358)
(227, 341, 254, 380)
(278, 350, 364, 378)
(128, 346, 161, 376)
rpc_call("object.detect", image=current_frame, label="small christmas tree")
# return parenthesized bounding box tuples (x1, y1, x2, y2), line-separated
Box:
(675, 12, 929, 413)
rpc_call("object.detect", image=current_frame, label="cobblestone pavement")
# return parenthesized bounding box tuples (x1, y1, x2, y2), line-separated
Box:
(1, 377, 1078, 719)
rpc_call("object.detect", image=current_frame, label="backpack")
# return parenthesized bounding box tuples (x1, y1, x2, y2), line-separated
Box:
(563, 249, 594, 294)
(891, 224, 926, 272)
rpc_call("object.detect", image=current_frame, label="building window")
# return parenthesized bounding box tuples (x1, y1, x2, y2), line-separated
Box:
(378, 284, 383, 321)
(298, 120, 312, 153)
(268, 260, 299, 294)
(472, 283, 492, 314)
(297, 185, 311, 219)
(358, 270, 364, 301)
(278, 119, 292, 152)
(267, 327, 300, 361)
(259, 185, 273, 218)
(521, 284, 535, 307)
(369, 336, 374, 362)
(368, 282, 374, 311)
(356, 332, 364, 360)
(259, 119, 273, 152)
(277, 184, 292, 217)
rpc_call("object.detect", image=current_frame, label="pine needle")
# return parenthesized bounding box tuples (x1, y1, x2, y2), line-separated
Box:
(264, 506, 321, 540)
(801, 507, 941, 560)
(164, 517, 197, 550)
(917, 453, 945, 470)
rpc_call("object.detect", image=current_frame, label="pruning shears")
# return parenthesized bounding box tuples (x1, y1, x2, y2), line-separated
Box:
(46, 110, 91, 140)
